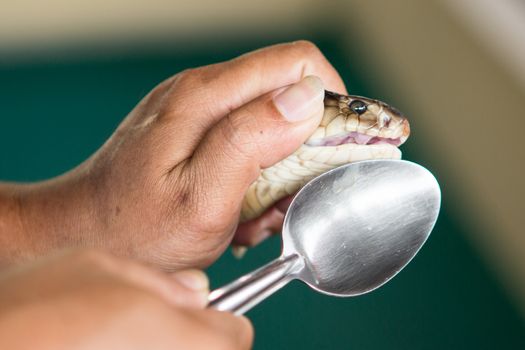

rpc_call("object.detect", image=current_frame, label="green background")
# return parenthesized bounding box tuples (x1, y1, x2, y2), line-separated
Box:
(1, 34, 524, 349)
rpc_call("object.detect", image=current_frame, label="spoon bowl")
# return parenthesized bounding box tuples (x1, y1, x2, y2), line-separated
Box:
(283, 159, 440, 296)
(209, 160, 441, 315)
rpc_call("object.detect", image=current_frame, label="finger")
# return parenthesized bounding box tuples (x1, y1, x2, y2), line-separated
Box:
(160, 41, 346, 156)
(169, 270, 210, 307)
(232, 195, 293, 248)
(274, 194, 295, 213)
(232, 208, 283, 247)
(127, 268, 209, 308)
(114, 258, 209, 308)
(187, 76, 324, 225)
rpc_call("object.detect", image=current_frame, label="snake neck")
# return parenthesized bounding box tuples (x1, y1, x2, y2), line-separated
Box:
(240, 143, 402, 222)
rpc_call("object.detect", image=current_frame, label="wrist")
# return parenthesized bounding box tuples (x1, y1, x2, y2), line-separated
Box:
(0, 182, 29, 264)
(0, 166, 101, 264)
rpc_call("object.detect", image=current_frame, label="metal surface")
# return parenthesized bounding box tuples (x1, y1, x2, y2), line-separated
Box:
(209, 159, 441, 315)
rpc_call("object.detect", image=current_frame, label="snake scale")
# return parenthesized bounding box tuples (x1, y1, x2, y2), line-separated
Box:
(240, 90, 410, 222)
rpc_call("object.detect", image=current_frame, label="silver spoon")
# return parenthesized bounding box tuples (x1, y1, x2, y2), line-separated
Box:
(208, 159, 441, 315)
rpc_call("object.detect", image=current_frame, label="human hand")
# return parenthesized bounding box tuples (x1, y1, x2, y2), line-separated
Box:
(3, 41, 347, 269)
(0, 250, 252, 350)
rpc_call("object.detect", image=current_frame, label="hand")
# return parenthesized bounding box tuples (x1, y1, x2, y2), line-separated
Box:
(0, 250, 252, 350)
(1, 41, 347, 269)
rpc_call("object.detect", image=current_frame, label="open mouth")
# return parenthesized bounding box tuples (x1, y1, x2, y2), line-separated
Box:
(305, 131, 403, 147)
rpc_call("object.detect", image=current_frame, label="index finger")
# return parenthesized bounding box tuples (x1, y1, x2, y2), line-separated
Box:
(160, 41, 347, 152)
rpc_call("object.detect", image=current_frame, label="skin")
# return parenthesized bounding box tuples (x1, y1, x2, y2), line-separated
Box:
(0, 41, 348, 348)
(0, 250, 253, 349)
(0, 41, 347, 270)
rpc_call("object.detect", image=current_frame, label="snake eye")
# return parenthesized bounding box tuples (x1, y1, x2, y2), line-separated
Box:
(349, 100, 367, 115)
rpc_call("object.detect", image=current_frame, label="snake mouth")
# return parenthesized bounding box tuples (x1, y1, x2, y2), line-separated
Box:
(305, 132, 403, 147)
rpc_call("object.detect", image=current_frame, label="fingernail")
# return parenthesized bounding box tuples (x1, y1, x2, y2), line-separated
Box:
(273, 76, 324, 122)
(173, 270, 209, 292)
(232, 246, 248, 259)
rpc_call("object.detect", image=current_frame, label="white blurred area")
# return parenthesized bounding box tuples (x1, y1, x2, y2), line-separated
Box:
(0, 0, 324, 58)
(2, 0, 525, 312)
(442, 0, 525, 92)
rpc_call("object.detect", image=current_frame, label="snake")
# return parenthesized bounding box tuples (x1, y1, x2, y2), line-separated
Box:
(240, 90, 410, 222)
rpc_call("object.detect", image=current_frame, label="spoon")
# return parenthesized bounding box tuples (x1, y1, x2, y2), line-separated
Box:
(208, 159, 441, 315)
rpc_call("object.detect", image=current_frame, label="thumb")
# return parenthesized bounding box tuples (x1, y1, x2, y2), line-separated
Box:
(169, 269, 210, 308)
(188, 76, 324, 220)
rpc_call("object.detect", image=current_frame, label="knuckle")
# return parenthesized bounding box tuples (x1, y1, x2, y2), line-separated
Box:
(162, 66, 215, 116)
(172, 63, 227, 94)
(154, 68, 201, 118)
(171, 67, 201, 90)
(291, 40, 322, 57)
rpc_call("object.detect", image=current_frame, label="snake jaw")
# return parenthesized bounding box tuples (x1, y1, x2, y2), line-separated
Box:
(305, 131, 405, 147)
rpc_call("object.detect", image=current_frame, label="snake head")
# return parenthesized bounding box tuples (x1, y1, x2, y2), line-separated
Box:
(305, 91, 410, 147)
(239, 90, 411, 226)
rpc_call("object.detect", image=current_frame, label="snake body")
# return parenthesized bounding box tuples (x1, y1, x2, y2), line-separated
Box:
(240, 91, 410, 221)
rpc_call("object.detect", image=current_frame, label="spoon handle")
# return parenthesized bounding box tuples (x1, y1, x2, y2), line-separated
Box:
(208, 254, 303, 315)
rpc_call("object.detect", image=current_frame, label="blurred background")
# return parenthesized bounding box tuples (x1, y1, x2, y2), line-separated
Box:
(1, 0, 524, 348)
